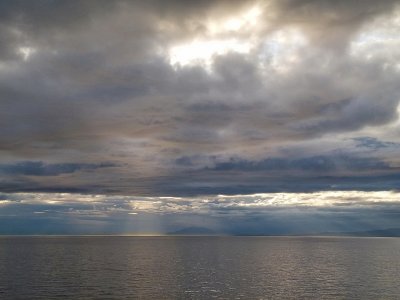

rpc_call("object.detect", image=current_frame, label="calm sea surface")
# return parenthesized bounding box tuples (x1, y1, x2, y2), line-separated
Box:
(0, 236, 399, 299)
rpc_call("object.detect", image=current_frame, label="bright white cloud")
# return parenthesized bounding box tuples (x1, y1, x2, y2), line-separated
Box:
(17, 46, 36, 61)
(218, 6, 262, 32)
(1, 191, 399, 215)
(168, 5, 263, 67)
(169, 39, 252, 67)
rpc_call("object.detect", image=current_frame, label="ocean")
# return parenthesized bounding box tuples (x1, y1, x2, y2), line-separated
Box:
(0, 236, 399, 299)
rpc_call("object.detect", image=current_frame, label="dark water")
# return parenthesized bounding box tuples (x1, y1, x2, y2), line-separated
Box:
(0, 236, 399, 299)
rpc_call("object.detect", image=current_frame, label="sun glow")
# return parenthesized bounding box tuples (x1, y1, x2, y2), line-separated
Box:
(168, 6, 262, 67)
(169, 39, 252, 67)
(18, 46, 36, 61)
(222, 6, 262, 31)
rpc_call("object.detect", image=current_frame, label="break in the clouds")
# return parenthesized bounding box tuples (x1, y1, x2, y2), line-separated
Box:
(1, 1, 400, 233)
(1, 191, 400, 235)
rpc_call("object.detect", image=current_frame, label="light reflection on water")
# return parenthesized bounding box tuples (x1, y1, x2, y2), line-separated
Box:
(0, 236, 399, 299)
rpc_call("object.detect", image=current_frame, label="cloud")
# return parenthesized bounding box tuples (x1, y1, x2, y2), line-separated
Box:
(0, 1, 400, 195)
(2, 190, 400, 213)
(0, 161, 115, 176)
(353, 137, 400, 150)
(269, 0, 399, 49)
(0, 191, 399, 234)
(208, 154, 391, 173)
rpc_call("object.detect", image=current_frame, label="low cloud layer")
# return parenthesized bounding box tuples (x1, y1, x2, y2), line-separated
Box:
(1, 0, 400, 197)
(1, 191, 399, 234)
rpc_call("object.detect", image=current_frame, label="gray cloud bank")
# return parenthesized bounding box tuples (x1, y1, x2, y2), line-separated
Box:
(1, 0, 400, 196)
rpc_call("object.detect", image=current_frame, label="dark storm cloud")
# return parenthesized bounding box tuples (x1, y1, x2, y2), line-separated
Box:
(163, 152, 399, 195)
(151, 173, 400, 197)
(0, 161, 115, 176)
(353, 137, 400, 150)
(209, 154, 390, 173)
(0, 0, 400, 195)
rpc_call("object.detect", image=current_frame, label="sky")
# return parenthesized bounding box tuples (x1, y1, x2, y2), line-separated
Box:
(1, 0, 400, 235)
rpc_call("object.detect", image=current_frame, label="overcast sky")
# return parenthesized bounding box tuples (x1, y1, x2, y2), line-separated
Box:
(1, 0, 400, 234)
